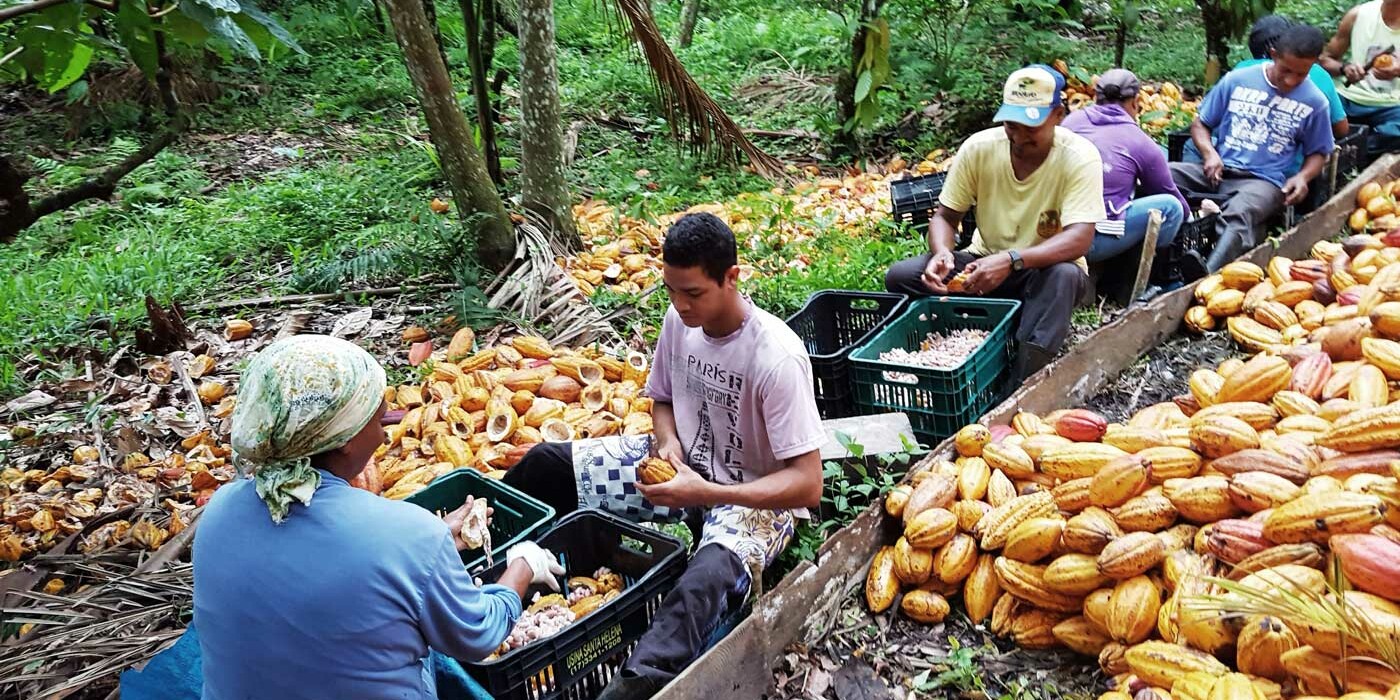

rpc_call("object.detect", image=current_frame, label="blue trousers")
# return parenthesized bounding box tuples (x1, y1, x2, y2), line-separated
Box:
(1086, 194, 1185, 264)
(1344, 98, 1400, 153)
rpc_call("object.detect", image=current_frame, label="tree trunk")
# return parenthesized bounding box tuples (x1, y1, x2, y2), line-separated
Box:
(1197, 0, 1230, 85)
(461, 0, 502, 183)
(517, 0, 580, 250)
(384, 0, 516, 271)
(835, 0, 880, 152)
(677, 0, 700, 48)
(421, 0, 453, 77)
(1114, 20, 1127, 67)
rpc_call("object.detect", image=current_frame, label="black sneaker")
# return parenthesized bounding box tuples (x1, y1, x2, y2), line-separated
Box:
(1179, 250, 1208, 284)
(597, 672, 663, 700)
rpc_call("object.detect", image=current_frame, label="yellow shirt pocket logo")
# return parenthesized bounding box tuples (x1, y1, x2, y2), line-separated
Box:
(1036, 210, 1061, 239)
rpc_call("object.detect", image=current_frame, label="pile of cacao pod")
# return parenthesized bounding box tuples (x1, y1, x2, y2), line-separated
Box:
(563, 159, 960, 299)
(0, 351, 241, 563)
(1186, 179, 1400, 353)
(867, 376, 1400, 699)
(1052, 60, 1198, 137)
(358, 330, 654, 501)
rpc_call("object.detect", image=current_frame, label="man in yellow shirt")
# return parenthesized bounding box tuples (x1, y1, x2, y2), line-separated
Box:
(885, 65, 1106, 380)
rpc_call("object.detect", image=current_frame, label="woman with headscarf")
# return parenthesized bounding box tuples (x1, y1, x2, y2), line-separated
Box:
(193, 335, 563, 699)
(1062, 68, 1192, 298)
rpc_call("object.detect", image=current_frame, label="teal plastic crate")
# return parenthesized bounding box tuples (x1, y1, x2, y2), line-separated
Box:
(848, 297, 1020, 444)
(406, 469, 555, 576)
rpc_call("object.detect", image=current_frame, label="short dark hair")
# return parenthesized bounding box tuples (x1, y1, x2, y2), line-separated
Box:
(662, 212, 738, 283)
(1274, 23, 1326, 59)
(1248, 15, 1292, 59)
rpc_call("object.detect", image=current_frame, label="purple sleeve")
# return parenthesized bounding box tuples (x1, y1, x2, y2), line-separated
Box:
(1133, 133, 1191, 215)
(1196, 74, 1232, 130)
(644, 310, 676, 402)
(417, 532, 521, 661)
(758, 355, 826, 461)
(1299, 101, 1336, 158)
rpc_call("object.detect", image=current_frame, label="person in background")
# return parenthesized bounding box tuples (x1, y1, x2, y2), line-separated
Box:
(194, 335, 564, 700)
(1062, 68, 1190, 299)
(505, 212, 825, 700)
(1169, 23, 1335, 272)
(1323, 0, 1400, 153)
(1245, 15, 1351, 139)
(884, 64, 1105, 380)
(1183, 15, 1349, 163)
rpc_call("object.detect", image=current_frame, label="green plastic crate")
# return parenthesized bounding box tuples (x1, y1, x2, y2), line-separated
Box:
(406, 469, 555, 576)
(848, 297, 1020, 444)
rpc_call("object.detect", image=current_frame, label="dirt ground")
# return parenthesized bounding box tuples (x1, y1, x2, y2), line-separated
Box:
(769, 585, 1101, 700)
(1083, 330, 1238, 423)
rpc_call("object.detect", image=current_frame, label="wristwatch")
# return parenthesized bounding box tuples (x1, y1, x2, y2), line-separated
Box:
(1008, 250, 1024, 272)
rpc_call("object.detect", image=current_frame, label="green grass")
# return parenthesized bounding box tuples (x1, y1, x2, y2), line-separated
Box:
(0, 147, 448, 395)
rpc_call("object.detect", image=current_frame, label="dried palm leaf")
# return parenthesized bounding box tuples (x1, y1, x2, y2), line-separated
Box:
(1182, 565, 1400, 673)
(599, 0, 785, 179)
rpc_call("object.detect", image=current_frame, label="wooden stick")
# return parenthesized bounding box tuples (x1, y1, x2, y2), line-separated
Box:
(185, 283, 459, 312)
(171, 353, 208, 432)
(1130, 208, 1163, 303)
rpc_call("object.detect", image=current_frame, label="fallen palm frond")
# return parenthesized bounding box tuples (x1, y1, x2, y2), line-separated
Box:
(599, 0, 786, 180)
(0, 557, 192, 699)
(736, 69, 835, 111)
(484, 222, 626, 347)
(1182, 564, 1400, 677)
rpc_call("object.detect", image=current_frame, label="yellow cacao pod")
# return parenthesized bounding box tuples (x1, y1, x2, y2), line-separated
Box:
(865, 546, 899, 613)
(1216, 354, 1291, 404)
(962, 553, 1001, 624)
(1125, 640, 1230, 689)
(933, 532, 979, 584)
(1002, 516, 1065, 563)
(1190, 414, 1260, 458)
(1262, 492, 1386, 543)
(900, 589, 950, 624)
(1235, 616, 1298, 682)
(1107, 574, 1162, 644)
(1186, 305, 1217, 333)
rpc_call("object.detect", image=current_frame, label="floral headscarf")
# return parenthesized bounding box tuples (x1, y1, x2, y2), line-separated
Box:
(229, 335, 386, 523)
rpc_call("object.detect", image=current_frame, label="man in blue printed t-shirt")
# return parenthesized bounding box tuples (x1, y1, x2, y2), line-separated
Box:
(1171, 22, 1336, 273)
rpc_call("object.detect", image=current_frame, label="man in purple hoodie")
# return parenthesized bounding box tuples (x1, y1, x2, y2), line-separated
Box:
(1062, 69, 1191, 297)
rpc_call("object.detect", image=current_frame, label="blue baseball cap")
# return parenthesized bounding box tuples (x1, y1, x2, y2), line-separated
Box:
(993, 64, 1066, 127)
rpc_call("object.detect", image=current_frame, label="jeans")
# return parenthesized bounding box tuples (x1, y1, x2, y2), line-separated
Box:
(1086, 194, 1185, 264)
(1343, 98, 1400, 154)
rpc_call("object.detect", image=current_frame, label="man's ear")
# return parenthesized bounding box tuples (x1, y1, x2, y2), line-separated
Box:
(724, 265, 741, 288)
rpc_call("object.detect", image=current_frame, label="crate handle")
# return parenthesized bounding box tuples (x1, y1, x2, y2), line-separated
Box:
(949, 304, 992, 319)
(849, 298, 882, 311)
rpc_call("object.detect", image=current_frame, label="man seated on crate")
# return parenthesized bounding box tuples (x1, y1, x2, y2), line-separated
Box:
(1244, 16, 1351, 140)
(503, 212, 825, 700)
(1323, 0, 1400, 153)
(1169, 22, 1335, 273)
(884, 64, 1106, 381)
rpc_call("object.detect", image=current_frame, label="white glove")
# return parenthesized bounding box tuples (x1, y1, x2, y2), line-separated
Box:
(507, 541, 565, 592)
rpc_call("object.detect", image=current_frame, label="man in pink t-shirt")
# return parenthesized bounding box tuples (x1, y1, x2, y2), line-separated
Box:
(504, 213, 825, 699)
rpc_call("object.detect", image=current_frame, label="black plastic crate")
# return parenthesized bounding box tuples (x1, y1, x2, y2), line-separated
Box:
(1167, 131, 1191, 163)
(785, 290, 909, 419)
(461, 510, 686, 700)
(849, 297, 1020, 445)
(1335, 125, 1371, 192)
(889, 172, 978, 247)
(1179, 210, 1220, 257)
